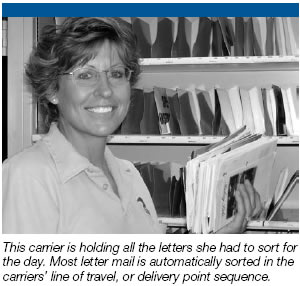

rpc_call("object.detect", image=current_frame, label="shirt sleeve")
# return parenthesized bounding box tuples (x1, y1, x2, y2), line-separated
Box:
(2, 158, 60, 234)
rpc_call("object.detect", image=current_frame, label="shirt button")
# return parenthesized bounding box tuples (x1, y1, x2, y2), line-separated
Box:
(103, 184, 109, 190)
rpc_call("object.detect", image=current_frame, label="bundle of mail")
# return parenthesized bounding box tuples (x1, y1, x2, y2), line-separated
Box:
(186, 126, 277, 233)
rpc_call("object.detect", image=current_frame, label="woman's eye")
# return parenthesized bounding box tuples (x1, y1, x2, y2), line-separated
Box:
(110, 70, 124, 79)
(77, 72, 93, 80)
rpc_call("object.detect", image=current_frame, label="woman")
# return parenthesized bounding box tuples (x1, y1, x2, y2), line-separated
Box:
(2, 17, 261, 233)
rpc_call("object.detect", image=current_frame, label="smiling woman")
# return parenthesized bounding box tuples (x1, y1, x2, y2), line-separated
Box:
(2, 17, 261, 234)
(2, 17, 162, 234)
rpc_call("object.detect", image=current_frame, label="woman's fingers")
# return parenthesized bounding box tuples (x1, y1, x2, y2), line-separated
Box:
(244, 179, 256, 212)
(237, 183, 252, 220)
(215, 181, 264, 233)
(216, 189, 249, 233)
(252, 191, 263, 218)
(231, 189, 247, 232)
(244, 179, 264, 218)
(235, 181, 264, 225)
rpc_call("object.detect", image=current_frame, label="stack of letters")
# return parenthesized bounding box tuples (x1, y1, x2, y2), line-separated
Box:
(185, 126, 278, 233)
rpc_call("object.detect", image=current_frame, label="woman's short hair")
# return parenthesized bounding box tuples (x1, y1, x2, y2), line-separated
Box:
(25, 17, 141, 130)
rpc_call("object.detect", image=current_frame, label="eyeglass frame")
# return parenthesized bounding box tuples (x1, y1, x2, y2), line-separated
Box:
(59, 65, 134, 87)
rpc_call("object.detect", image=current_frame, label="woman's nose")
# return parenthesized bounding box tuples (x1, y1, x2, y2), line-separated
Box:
(93, 73, 113, 98)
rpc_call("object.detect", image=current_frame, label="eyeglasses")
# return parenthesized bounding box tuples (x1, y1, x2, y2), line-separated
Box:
(60, 66, 133, 87)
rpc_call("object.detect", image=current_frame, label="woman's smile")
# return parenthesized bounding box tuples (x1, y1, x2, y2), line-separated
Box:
(86, 106, 114, 114)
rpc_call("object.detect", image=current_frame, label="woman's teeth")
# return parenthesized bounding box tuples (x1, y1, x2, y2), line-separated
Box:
(87, 106, 113, 113)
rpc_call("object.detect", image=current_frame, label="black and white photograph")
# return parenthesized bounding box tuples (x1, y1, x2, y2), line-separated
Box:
(2, 12, 299, 234)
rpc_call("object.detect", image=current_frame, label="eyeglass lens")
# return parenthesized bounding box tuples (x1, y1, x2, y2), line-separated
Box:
(72, 67, 132, 87)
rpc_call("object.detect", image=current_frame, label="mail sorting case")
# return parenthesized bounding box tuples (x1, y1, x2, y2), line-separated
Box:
(7, 17, 299, 232)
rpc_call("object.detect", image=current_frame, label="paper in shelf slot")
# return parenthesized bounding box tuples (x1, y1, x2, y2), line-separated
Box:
(266, 170, 299, 221)
(275, 17, 287, 56)
(228, 86, 244, 131)
(218, 17, 234, 56)
(177, 88, 200, 135)
(186, 126, 278, 233)
(244, 17, 254, 57)
(234, 17, 244, 56)
(192, 17, 212, 57)
(171, 17, 191, 58)
(261, 88, 274, 136)
(152, 18, 174, 58)
(135, 161, 185, 217)
(281, 87, 294, 135)
(140, 88, 160, 135)
(215, 88, 236, 134)
(252, 17, 266, 56)
(195, 88, 214, 135)
(153, 86, 172, 135)
(285, 85, 299, 136)
(121, 88, 144, 134)
(166, 88, 181, 135)
(285, 17, 299, 56)
(211, 17, 223, 57)
(249, 87, 266, 134)
(240, 88, 256, 133)
(131, 17, 152, 58)
(272, 84, 287, 135)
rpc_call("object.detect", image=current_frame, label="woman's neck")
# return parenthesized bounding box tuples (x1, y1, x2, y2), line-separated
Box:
(57, 121, 107, 169)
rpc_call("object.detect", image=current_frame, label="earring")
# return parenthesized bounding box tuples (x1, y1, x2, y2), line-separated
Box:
(51, 98, 58, 104)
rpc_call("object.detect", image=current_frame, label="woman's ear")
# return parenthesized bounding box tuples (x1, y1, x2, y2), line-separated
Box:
(47, 94, 59, 105)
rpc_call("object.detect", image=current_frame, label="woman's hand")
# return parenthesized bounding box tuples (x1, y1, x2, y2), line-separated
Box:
(215, 179, 263, 234)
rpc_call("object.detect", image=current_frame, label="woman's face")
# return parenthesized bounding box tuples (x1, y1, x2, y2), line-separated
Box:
(55, 40, 131, 140)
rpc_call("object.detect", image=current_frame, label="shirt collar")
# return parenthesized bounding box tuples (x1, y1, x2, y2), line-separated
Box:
(43, 123, 133, 184)
(43, 123, 91, 183)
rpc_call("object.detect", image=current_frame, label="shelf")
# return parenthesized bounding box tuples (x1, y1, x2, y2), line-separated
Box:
(158, 216, 299, 232)
(140, 56, 299, 72)
(246, 221, 299, 232)
(158, 217, 187, 227)
(32, 134, 299, 146)
(107, 135, 224, 145)
(106, 135, 299, 146)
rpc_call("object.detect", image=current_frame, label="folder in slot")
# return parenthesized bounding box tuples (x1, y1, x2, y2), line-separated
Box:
(192, 17, 212, 57)
(152, 17, 173, 58)
(131, 17, 152, 58)
(140, 88, 160, 135)
(171, 17, 191, 58)
(121, 88, 144, 134)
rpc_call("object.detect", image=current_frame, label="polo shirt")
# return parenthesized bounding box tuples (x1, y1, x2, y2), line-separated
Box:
(2, 124, 162, 234)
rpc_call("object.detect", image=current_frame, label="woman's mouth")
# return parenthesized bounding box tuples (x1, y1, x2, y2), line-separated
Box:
(86, 106, 113, 113)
